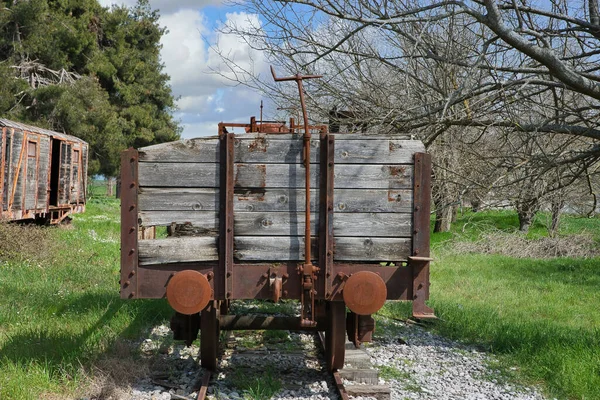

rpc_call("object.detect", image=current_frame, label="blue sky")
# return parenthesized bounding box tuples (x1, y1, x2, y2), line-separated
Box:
(98, 0, 270, 139)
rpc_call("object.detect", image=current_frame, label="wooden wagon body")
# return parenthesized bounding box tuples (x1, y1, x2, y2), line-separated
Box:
(120, 129, 433, 370)
(0, 119, 88, 223)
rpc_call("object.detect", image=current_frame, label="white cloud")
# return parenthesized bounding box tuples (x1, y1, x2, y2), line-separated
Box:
(97, 2, 270, 140)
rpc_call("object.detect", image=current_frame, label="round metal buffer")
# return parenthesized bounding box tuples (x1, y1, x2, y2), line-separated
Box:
(343, 271, 387, 315)
(166, 270, 211, 315)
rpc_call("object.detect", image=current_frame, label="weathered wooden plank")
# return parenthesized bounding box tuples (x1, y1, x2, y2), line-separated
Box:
(234, 212, 411, 237)
(10, 129, 24, 209)
(139, 138, 220, 163)
(138, 163, 413, 189)
(234, 237, 412, 261)
(139, 188, 412, 213)
(138, 237, 218, 265)
(139, 135, 423, 164)
(138, 210, 219, 233)
(37, 136, 50, 208)
(138, 162, 219, 187)
(138, 235, 412, 265)
(139, 210, 412, 237)
(24, 156, 37, 209)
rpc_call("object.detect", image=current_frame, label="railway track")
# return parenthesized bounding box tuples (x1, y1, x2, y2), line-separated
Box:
(186, 328, 390, 400)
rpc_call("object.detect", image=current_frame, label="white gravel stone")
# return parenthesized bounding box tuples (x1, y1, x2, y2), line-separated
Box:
(125, 314, 548, 400)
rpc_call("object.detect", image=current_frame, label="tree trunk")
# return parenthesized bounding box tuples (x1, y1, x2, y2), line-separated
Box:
(434, 203, 453, 232)
(549, 199, 565, 237)
(516, 198, 540, 233)
(106, 177, 114, 196)
(115, 177, 121, 199)
(471, 199, 481, 213)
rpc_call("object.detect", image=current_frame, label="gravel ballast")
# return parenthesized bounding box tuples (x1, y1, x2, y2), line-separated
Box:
(120, 317, 548, 400)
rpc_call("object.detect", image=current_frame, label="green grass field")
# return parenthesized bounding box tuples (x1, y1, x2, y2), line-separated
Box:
(384, 209, 600, 400)
(0, 186, 599, 399)
(0, 184, 174, 398)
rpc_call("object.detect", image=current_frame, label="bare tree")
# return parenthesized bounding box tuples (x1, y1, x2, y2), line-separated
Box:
(215, 0, 600, 231)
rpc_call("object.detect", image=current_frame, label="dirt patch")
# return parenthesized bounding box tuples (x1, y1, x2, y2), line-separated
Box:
(77, 340, 151, 400)
(450, 231, 600, 259)
(0, 221, 56, 262)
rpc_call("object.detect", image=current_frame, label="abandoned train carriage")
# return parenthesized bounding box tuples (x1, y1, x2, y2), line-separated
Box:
(0, 119, 88, 223)
(121, 127, 433, 371)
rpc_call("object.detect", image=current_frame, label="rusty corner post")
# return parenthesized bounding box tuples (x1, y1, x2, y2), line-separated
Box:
(410, 152, 435, 319)
(319, 132, 334, 300)
(0, 127, 5, 212)
(219, 131, 235, 301)
(120, 148, 139, 299)
(271, 66, 322, 325)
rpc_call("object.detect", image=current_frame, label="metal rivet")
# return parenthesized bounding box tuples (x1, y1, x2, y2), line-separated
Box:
(207, 272, 214, 280)
(283, 290, 288, 296)
(129, 270, 136, 276)
(227, 271, 232, 278)
(226, 292, 231, 298)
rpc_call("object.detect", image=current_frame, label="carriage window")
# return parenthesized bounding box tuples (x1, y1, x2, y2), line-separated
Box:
(73, 149, 80, 163)
(28, 141, 37, 157)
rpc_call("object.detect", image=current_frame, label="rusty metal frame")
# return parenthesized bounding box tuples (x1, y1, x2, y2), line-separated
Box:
(319, 133, 335, 299)
(120, 148, 139, 299)
(410, 152, 435, 318)
(219, 132, 235, 301)
(134, 262, 412, 301)
(0, 127, 5, 212)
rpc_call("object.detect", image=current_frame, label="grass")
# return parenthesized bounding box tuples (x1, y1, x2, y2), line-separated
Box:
(0, 181, 173, 399)
(1, 181, 599, 399)
(230, 365, 282, 399)
(383, 209, 600, 400)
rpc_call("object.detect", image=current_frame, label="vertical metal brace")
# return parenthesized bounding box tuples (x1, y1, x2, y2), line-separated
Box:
(319, 133, 335, 298)
(410, 152, 434, 318)
(0, 127, 6, 211)
(219, 132, 235, 300)
(120, 148, 139, 299)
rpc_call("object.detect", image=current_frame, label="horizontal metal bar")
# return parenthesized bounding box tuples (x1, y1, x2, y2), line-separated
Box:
(219, 315, 324, 331)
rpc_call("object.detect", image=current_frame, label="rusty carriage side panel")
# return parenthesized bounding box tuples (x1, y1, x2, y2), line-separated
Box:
(0, 119, 88, 223)
(124, 133, 433, 318)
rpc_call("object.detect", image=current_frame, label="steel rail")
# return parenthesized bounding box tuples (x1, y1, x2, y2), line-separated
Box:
(317, 331, 350, 400)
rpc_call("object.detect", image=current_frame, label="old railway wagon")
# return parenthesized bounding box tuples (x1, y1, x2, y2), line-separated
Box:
(1, 119, 88, 223)
(120, 124, 433, 371)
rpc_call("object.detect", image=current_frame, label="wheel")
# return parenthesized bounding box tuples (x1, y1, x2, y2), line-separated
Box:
(325, 301, 346, 371)
(200, 301, 220, 370)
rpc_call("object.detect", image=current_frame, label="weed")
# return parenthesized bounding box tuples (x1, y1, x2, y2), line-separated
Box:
(378, 365, 411, 381)
(231, 365, 281, 400)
